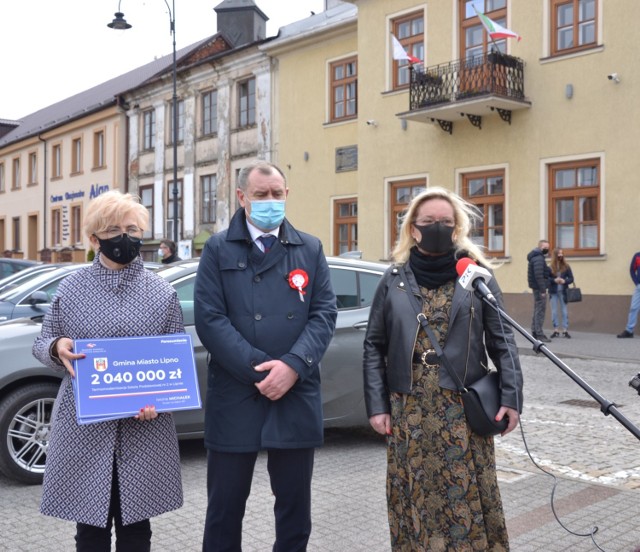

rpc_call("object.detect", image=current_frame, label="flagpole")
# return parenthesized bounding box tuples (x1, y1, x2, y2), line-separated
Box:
(488, 36, 502, 57)
(473, 5, 509, 58)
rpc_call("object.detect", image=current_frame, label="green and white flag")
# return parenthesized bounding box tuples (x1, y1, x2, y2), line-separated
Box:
(474, 6, 521, 42)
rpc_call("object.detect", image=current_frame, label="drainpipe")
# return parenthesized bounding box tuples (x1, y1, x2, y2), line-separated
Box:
(117, 96, 130, 194)
(38, 134, 47, 255)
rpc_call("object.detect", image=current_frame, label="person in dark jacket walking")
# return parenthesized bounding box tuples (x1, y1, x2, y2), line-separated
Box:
(194, 161, 337, 552)
(527, 239, 551, 342)
(363, 187, 522, 551)
(158, 239, 182, 264)
(617, 251, 640, 338)
(548, 248, 574, 338)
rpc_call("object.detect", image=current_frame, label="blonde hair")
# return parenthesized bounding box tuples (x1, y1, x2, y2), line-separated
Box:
(391, 186, 492, 267)
(84, 190, 149, 238)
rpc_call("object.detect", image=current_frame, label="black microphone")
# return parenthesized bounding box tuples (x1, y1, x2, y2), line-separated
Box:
(456, 258, 497, 304)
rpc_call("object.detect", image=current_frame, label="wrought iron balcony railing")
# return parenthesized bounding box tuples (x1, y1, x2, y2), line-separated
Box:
(402, 52, 528, 133)
(409, 52, 525, 110)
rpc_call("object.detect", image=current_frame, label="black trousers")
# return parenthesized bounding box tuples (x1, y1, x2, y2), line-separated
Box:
(202, 448, 315, 552)
(75, 462, 152, 552)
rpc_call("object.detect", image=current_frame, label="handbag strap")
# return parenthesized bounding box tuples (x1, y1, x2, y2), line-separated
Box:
(397, 267, 466, 392)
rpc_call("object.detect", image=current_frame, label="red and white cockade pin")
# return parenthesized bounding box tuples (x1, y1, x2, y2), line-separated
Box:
(288, 269, 309, 302)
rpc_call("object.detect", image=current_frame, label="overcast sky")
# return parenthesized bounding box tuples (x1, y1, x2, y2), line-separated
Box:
(1, 0, 325, 121)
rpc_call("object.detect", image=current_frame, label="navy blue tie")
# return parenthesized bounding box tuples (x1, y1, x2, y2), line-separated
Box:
(258, 235, 277, 253)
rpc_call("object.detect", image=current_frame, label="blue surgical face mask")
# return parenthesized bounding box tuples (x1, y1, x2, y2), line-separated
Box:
(247, 200, 286, 231)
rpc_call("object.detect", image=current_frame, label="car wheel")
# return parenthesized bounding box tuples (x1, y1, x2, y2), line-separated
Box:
(0, 382, 59, 485)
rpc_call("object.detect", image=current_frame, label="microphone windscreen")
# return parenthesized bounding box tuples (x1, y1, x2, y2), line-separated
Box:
(455, 257, 476, 277)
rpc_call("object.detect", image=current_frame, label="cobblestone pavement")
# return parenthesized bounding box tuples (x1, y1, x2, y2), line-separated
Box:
(496, 354, 640, 491)
(2, 344, 640, 551)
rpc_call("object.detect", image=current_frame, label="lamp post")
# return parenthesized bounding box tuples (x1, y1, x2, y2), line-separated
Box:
(108, 0, 179, 244)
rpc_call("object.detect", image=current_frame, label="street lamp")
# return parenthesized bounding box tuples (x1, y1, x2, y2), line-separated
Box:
(108, 0, 179, 244)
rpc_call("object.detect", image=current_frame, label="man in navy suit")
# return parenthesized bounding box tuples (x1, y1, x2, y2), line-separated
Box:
(195, 161, 337, 552)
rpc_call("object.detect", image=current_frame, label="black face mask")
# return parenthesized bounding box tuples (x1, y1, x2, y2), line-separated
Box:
(414, 222, 455, 254)
(541, 248, 549, 255)
(95, 234, 142, 265)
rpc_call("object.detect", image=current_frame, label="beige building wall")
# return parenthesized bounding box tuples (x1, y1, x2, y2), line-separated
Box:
(0, 135, 45, 258)
(0, 107, 126, 261)
(267, 20, 359, 251)
(269, 0, 640, 332)
(125, 47, 273, 258)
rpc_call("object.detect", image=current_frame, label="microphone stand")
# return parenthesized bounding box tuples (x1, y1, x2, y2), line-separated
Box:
(480, 293, 640, 441)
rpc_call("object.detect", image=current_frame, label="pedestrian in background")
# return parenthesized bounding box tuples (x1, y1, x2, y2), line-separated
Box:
(32, 190, 184, 551)
(158, 238, 182, 264)
(194, 161, 337, 552)
(527, 239, 551, 342)
(617, 249, 640, 338)
(363, 187, 522, 551)
(548, 248, 574, 338)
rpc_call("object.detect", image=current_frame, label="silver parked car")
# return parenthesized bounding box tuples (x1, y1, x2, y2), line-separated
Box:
(0, 256, 387, 483)
(0, 263, 76, 296)
(0, 258, 40, 279)
(0, 265, 86, 322)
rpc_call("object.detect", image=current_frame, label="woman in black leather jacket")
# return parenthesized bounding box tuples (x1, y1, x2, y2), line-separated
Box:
(363, 187, 523, 551)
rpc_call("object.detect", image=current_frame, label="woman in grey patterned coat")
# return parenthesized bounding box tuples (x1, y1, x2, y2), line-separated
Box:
(32, 191, 184, 552)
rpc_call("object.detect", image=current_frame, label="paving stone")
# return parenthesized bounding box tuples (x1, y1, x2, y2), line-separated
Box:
(2, 332, 640, 551)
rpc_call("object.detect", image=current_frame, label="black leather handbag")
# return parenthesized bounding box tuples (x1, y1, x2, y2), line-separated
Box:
(566, 284, 582, 303)
(460, 371, 508, 436)
(399, 269, 507, 436)
(421, 322, 508, 437)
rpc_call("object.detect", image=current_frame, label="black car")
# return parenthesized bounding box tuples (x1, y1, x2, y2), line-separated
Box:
(0, 256, 387, 483)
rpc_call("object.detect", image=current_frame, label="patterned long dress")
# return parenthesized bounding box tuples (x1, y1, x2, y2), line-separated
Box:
(387, 281, 509, 551)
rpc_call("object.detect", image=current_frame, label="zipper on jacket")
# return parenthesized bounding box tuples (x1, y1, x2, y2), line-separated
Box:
(397, 281, 420, 391)
(410, 312, 421, 390)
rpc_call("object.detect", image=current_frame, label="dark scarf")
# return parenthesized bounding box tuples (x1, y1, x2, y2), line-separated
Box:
(162, 253, 181, 264)
(409, 247, 464, 289)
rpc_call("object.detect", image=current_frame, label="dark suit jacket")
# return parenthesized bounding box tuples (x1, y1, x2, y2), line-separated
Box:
(194, 209, 337, 452)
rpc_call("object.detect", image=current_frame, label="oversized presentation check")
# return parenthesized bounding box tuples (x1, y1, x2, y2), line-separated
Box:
(72, 334, 201, 424)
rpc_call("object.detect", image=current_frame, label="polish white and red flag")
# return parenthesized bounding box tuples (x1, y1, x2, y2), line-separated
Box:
(391, 34, 421, 64)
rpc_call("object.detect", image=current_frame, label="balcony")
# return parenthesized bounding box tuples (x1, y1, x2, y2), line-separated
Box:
(397, 52, 531, 133)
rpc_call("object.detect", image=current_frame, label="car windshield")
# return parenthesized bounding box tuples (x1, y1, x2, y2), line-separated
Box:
(0, 266, 59, 293)
(155, 261, 200, 279)
(0, 266, 84, 302)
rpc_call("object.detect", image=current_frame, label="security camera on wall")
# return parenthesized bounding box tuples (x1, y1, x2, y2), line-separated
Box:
(607, 73, 620, 83)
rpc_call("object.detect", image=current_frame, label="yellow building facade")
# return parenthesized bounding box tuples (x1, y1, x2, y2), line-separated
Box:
(267, 0, 640, 332)
(264, 5, 360, 254)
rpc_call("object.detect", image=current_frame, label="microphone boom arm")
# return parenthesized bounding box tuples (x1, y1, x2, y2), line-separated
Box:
(478, 293, 640, 441)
